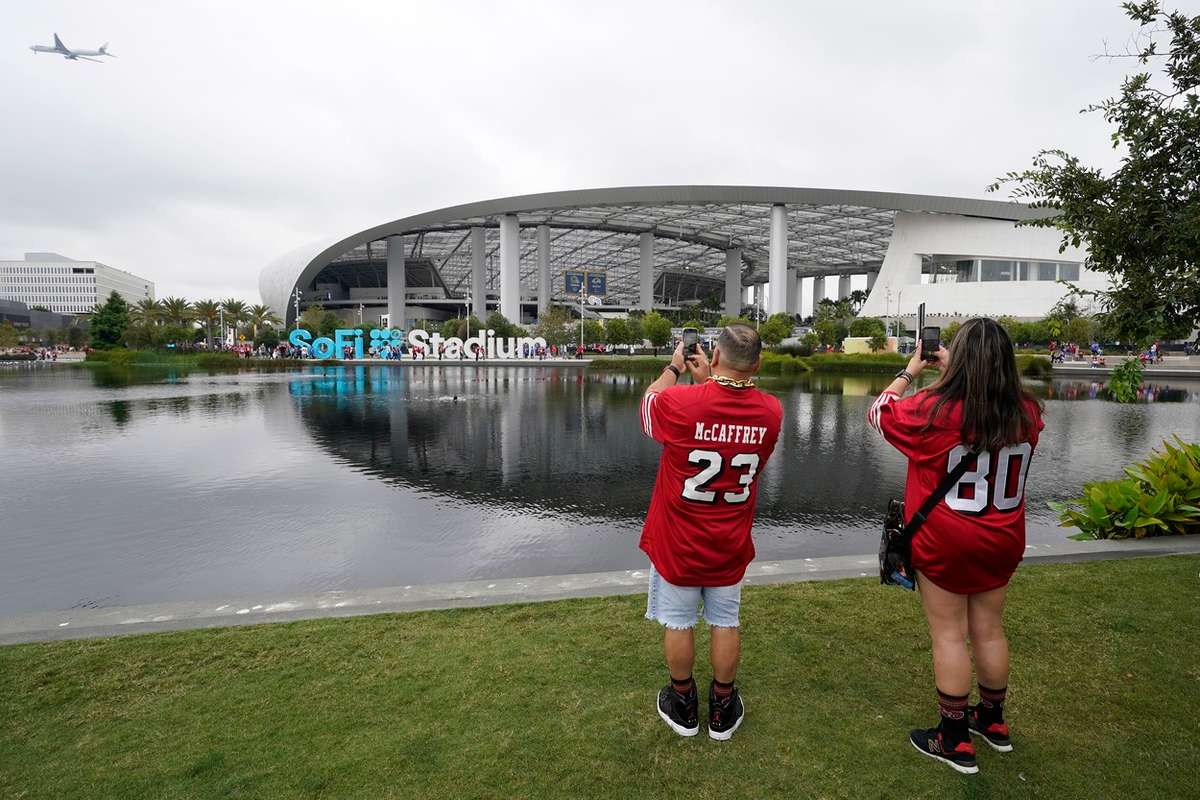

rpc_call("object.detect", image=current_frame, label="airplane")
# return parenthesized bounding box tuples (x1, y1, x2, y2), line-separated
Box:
(29, 33, 116, 62)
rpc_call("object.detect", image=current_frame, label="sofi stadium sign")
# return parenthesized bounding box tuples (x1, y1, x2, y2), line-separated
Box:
(287, 328, 548, 359)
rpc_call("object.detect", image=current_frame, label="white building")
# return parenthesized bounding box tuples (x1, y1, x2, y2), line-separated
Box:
(259, 186, 1103, 328)
(0, 252, 155, 314)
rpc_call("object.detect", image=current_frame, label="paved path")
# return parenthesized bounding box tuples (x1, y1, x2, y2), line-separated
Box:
(1052, 357, 1200, 379)
(331, 358, 593, 367)
(3, 536, 1199, 646)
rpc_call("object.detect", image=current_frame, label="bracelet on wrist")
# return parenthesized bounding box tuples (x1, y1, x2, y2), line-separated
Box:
(894, 369, 914, 383)
(664, 365, 681, 378)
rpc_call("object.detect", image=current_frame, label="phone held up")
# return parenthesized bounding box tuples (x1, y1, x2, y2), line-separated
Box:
(916, 302, 940, 363)
(682, 327, 701, 356)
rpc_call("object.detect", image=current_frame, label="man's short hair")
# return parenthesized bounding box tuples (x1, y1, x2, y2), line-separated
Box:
(717, 324, 762, 370)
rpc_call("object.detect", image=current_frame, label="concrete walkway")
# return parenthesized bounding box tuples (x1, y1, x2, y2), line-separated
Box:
(4, 535, 1199, 646)
(331, 357, 592, 367)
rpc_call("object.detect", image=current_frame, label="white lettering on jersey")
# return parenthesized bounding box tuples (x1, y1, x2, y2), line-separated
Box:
(691, 422, 769, 445)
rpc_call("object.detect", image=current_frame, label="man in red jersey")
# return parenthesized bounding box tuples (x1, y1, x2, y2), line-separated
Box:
(639, 323, 782, 740)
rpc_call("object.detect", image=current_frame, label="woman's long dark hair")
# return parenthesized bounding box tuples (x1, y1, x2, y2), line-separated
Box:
(920, 317, 1042, 451)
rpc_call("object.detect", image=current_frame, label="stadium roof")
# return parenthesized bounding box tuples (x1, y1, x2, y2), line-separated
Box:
(260, 185, 1050, 317)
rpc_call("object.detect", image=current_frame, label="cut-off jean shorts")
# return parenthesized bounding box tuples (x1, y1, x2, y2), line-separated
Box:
(644, 564, 743, 630)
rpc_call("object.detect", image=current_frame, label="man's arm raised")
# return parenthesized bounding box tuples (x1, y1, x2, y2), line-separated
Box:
(641, 342, 687, 441)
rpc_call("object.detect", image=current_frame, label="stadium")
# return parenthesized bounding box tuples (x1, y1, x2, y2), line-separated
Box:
(259, 185, 1101, 329)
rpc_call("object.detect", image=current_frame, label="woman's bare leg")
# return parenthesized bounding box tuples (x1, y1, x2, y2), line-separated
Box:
(967, 584, 1010, 691)
(917, 572, 971, 695)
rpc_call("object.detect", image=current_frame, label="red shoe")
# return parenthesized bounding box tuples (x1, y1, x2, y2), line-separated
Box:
(969, 704, 1013, 752)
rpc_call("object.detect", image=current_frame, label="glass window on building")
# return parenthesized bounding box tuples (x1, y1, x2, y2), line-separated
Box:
(981, 259, 1017, 282)
(955, 259, 976, 282)
(1034, 262, 1059, 281)
(1059, 263, 1080, 281)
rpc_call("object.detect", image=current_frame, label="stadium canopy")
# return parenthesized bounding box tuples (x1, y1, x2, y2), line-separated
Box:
(260, 185, 1048, 326)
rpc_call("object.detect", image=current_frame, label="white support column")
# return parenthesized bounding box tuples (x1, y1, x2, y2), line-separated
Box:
(768, 204, 788, 316)
(812, 275, 826, 308)
(386, 235, 406, 329)
(499, 214, 520, 324)
(838, 274, 852, 301)
(639, 232, 654, 311)
(867, 270, 878, 292)
(470, 227, 486, 319)
(537, 225, 551, 316)
(786, 269, 800, 316)
(794, 272, 805, 318)
(723, 248, 742, 319)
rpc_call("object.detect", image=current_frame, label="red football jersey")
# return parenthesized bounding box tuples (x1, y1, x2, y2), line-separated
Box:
(868, 390, 1045, 594)
(639, 380, 783, 587)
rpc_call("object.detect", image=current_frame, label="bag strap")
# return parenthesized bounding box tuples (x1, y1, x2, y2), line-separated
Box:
(901, 445, 981, 538)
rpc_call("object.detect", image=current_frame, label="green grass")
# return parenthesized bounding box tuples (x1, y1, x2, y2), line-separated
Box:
(2, 556, 1198, 799)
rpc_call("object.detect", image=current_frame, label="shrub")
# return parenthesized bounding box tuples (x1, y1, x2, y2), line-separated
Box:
(758, 351, 812, 375)
(1106, 357, 1144, 403)
(1050, 438, 1200, 539)
(1016, 354, 1052, 378)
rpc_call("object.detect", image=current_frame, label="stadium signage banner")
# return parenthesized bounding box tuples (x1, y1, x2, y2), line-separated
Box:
(287, 328, 548, 360)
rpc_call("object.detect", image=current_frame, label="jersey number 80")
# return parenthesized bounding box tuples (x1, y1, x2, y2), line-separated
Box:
(945, 442, 1033, 514)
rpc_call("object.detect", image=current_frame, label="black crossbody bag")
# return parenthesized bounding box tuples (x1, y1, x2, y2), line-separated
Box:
(880, 446, 979, 590)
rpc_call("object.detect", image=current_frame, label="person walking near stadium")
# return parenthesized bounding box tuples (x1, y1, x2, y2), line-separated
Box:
(868, 318, 1044, 774)
(638, 324, 783, 741)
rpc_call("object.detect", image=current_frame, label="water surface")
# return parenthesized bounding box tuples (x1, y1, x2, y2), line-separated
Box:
(1, 363, 1196, 614)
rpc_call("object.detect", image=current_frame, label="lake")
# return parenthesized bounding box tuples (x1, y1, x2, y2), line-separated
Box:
(1, 363, 1197, 614)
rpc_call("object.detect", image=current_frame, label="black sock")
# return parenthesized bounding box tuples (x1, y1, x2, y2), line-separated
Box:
(670, 675, 695, 695)
(937, 689, 970, 741)
(977, 683, 1007, 719)
(712, 678, 734, 699)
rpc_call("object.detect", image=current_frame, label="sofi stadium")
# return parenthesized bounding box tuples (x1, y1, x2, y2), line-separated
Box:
(259, 185, 1101, 328)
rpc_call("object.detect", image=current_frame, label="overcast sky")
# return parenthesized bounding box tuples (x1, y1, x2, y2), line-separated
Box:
(0, 0, 1174, 306)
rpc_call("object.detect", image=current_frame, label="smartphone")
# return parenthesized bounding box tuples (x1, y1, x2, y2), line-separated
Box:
(921, 326, 941, 362)
(682, 327, 701, 355)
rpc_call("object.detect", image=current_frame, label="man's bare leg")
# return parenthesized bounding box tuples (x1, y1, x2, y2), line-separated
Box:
(663, 627, 695, 682)
(710, 626, 740, 683)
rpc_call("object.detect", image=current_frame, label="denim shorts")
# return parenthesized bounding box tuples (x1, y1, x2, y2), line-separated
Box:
(644, 565, 742, 629)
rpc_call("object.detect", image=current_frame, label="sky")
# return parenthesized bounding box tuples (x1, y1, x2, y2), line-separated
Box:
(0, 0, 1174, 308)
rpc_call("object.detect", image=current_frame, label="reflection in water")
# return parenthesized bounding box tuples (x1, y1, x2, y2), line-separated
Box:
(0, 363, 1197, 615)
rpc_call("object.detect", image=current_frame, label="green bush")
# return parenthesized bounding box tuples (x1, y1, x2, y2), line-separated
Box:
(758, 351, 812, 375)
(1106, 357, 1144, 403)
(1016, 354, 1052, 378)
(1050, 438, 1200, 539)
(804, 353, 908, 373)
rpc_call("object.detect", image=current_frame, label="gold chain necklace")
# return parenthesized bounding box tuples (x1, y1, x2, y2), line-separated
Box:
(709, 374, 756, 389)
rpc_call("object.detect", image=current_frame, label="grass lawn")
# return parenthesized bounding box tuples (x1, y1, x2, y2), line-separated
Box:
(2, 555, 1198, 799)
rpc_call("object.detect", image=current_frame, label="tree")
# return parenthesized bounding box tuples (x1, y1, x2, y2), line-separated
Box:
(605, 317, 635, 346)
(847, 289, 869, 313)
(160, 297, 194, 327)
(129, 297, 162, 326)
(581, 319, 604, 347)
(680, 318, 706, 331)
(0, 321, 19, 348)
(716, 315, 753, 328)
(485, 312, 520, 339)
(991, 2, 1200, 344)
(255, 327, 281, 349)
(641, 311, 673, 354)
(67, 326, 86, 349)
(943, 320, 963, 344)
(759, 313, 795, 347)
(439, 318, 461, 340)
(247, 304, 281, 338)
(868, 334, 889, 353)
(533, 307, 571, 346)
(812, 300, 851, 346)
(848, 316, 886, 338)
(90, 292, 130, 349)
(193, 299, 220, 349)
(221, 299, 249, 340)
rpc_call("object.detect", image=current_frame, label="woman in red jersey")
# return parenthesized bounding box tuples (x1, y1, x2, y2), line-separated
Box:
(868, 317, 1044, 775)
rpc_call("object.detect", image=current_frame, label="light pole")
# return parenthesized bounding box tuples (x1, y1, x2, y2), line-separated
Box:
(579, 283, 585, 350)
(292, 287, 301, 331)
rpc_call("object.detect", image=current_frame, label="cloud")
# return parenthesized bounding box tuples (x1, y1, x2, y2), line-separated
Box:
(1, 0, 1133, 306)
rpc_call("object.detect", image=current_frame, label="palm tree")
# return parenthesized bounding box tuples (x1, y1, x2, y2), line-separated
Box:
(247, 304, 282, 339)
(160, 296, 194, 327)
(130, 298, 163, 326)
(221, 298, 249, 341)
(848, 289, 869, 313)
(193, 299, 220, 349)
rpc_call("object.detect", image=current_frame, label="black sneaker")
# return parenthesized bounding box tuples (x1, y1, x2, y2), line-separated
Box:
(707, 683, 745, 741)
(909, 726, 978, 774)
(968, 704, 1013, 752)
(656, 684, 699, 737)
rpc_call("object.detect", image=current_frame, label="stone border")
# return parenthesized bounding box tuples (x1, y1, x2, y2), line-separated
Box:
(3, 536, 1198, 646)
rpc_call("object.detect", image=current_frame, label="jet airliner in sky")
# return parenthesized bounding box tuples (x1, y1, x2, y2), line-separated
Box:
(30, 34, 115, 62)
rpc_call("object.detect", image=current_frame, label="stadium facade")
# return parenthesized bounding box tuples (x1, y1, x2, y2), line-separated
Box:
(259, 186, 1099, 329)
